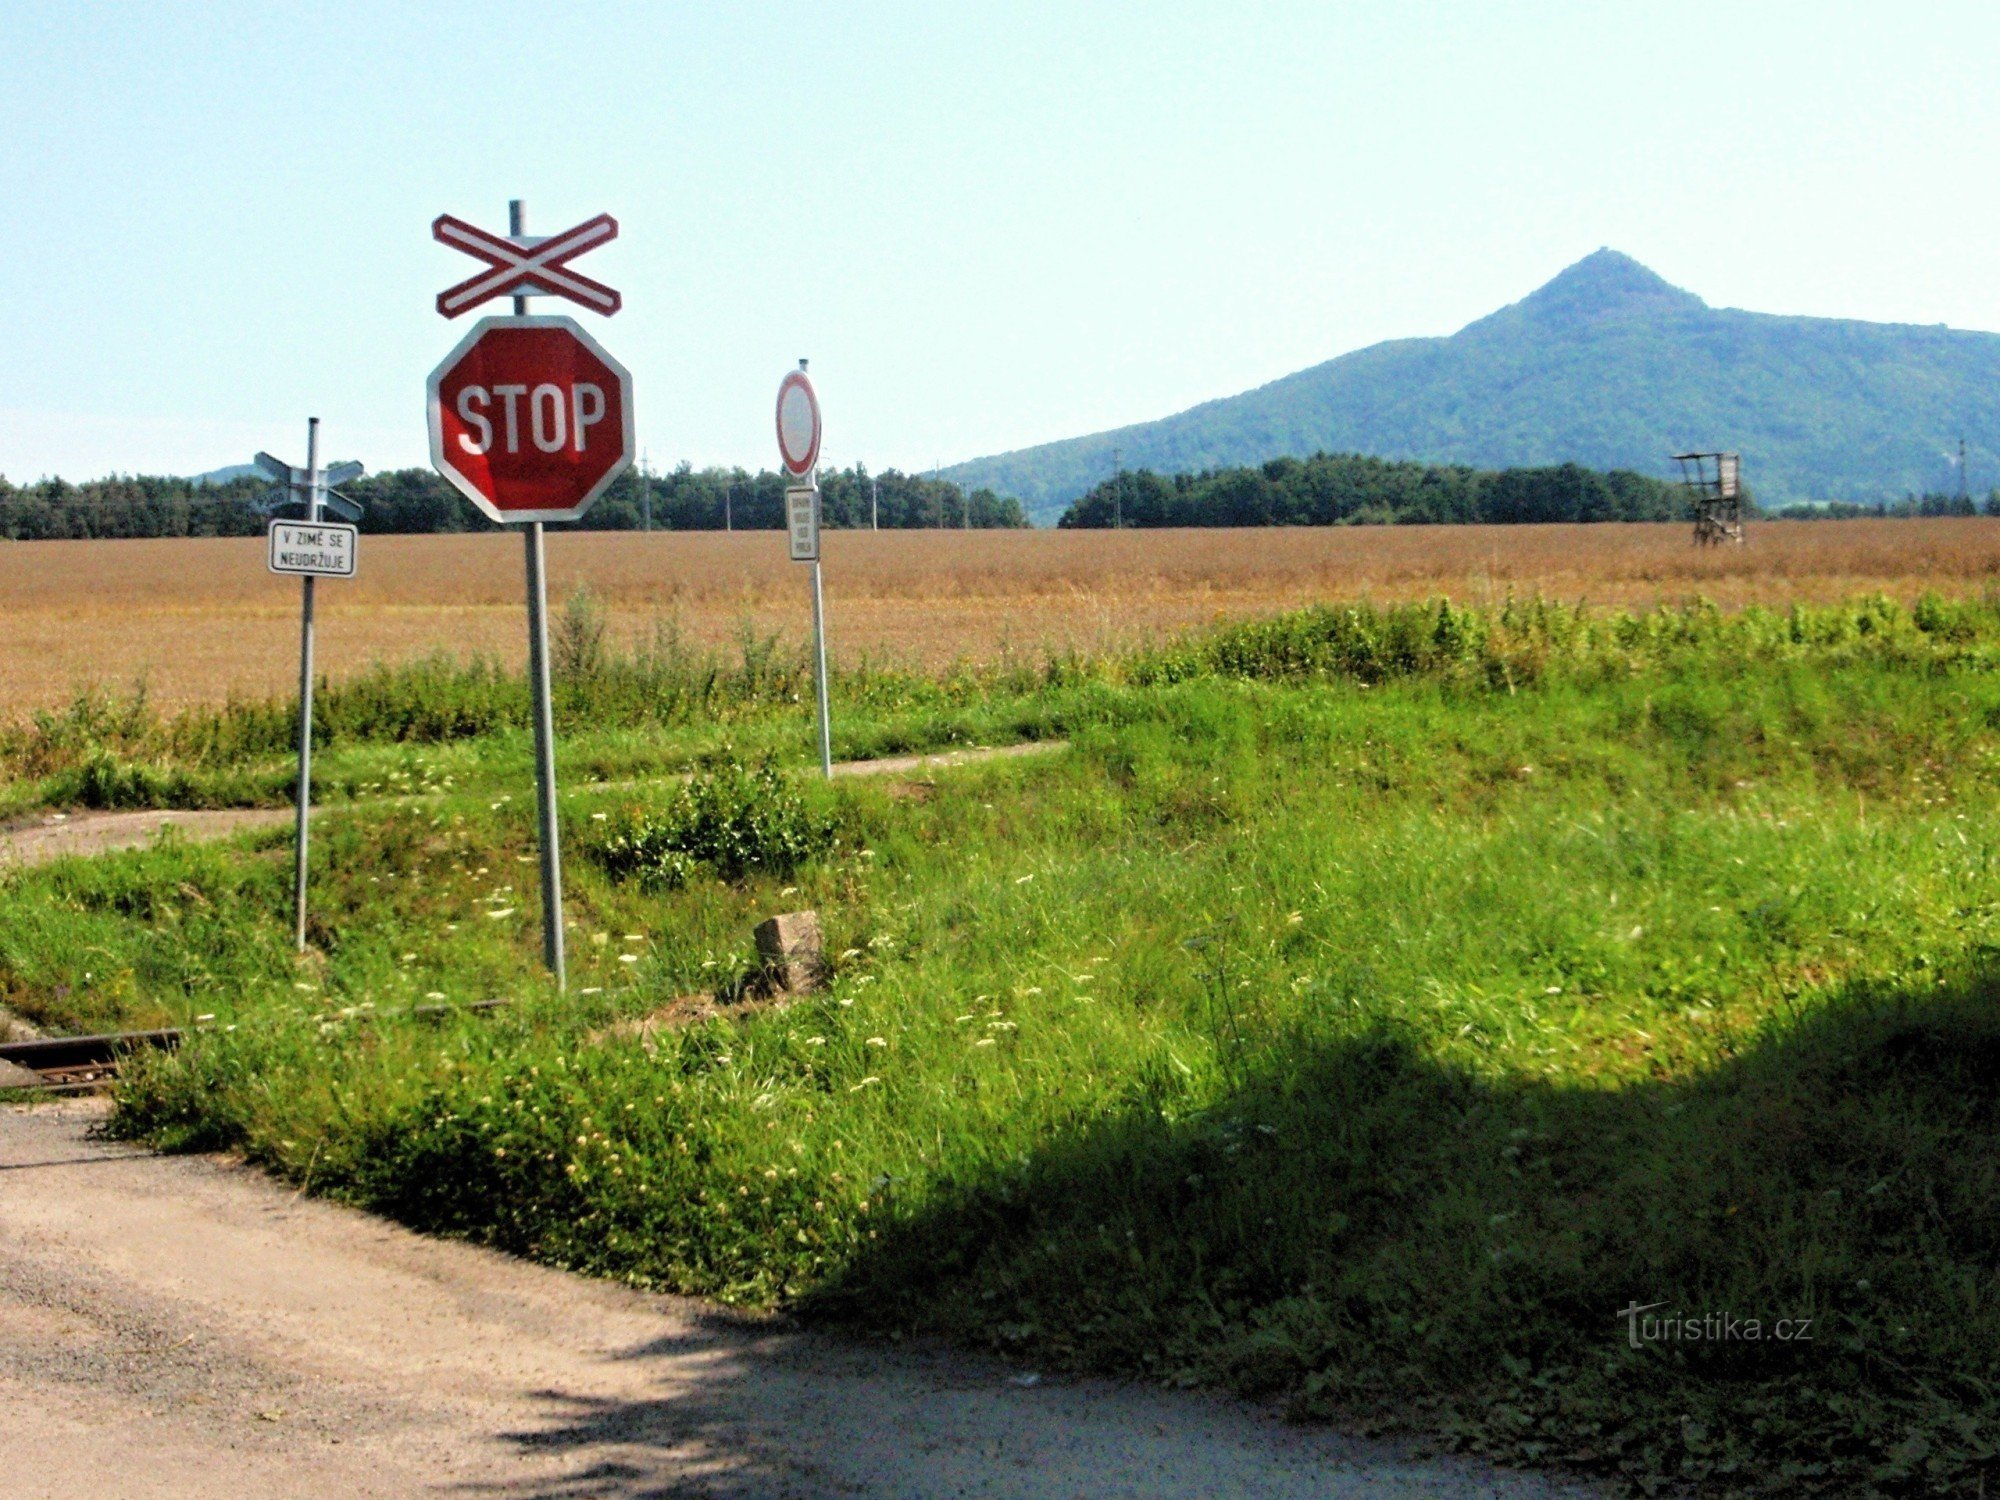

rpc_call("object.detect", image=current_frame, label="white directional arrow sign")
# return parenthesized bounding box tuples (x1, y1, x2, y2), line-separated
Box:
(250, 453, 364, 521)
(255, 454, 362, 488)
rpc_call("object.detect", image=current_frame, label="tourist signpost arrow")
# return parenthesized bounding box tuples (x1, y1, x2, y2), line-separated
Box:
(776, 363, 833, 779)
(253, 456, 364, 520)
(251, 421, 364, 952)
(428, 200, 634, 990)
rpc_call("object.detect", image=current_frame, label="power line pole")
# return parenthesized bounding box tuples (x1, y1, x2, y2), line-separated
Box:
(871, 475, 879, 531)
(1112, 446, 1122, 529)
(639, 449, 651, 532)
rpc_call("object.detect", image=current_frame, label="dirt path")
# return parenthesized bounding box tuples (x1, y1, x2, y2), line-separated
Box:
(0, 807, 290, 866)
(0, 742, 1067, 871)
(1, 1101, 1594, 1500)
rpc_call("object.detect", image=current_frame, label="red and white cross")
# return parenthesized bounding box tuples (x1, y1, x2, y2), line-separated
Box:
(431, 212, 623, 318)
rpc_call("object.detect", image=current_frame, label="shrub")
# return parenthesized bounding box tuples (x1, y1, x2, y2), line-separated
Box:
(585, 762, 838, 889)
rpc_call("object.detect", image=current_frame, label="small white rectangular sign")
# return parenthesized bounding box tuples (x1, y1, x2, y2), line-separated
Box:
(786, 483, 819, 562)
(267, 520, 359, 578)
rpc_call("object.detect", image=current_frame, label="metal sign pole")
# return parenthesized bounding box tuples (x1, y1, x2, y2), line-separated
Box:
(525, 519, 566, 984)
(512, 198, 567, 990)
(809, 474, 833, 780)
(291, 417, 321, 952)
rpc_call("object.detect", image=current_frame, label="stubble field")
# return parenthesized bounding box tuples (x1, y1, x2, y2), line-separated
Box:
(3, 518, 1998, 715)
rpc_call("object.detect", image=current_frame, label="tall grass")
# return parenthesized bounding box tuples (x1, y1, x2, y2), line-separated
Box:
(8, 592, 1999, 814)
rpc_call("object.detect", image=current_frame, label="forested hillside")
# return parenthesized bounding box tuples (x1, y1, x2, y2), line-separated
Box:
(949, 249, 2000, 518)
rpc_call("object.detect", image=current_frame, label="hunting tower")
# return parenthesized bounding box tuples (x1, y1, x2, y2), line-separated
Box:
(1674, 452, 1744, 546)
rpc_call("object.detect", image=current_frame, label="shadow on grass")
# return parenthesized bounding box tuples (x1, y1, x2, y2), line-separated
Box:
(798, 971, 2000, 1497)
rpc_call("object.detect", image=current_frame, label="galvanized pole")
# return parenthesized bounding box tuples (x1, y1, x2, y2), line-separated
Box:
(291, 417, 321, 952)
(524, 522, 565, 985)
(810, 476, 833, 780)
(512, 198, 566, 990)
(871, 475, 878, 531)
(640, 449, 652, 532)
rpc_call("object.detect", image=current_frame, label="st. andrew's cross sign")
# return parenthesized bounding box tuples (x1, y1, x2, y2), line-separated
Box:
(432, 212, 622, 318)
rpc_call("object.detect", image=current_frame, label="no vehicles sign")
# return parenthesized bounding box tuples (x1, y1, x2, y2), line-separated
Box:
(267, 520, 358, 578)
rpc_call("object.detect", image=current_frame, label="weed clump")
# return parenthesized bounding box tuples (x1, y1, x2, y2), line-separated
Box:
(586, 762, 838, 890)
(552, 586, 609, 681)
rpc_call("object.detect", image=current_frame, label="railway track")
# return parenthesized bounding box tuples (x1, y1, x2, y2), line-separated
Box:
(0, 1000, 510, 1095)
(0, 1028, 182, 1094)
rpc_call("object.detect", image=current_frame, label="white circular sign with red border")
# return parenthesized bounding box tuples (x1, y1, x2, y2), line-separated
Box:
(775, 368, 822, 477)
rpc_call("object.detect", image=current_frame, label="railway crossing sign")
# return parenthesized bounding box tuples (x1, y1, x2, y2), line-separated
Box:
(268, 520, 358, 578)
(426, 315, 635, 524)
(775, 367, 822, 477)
(425, 198, 635, 993)
(432, 212, 622, 318)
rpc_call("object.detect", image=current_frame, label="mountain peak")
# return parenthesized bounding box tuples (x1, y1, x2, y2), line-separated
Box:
(1506, 249, 1705, 327)
(948, 246, 2000, 515)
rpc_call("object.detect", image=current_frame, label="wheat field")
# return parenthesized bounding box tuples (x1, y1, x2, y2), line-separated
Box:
(3, 519, 1998, 714)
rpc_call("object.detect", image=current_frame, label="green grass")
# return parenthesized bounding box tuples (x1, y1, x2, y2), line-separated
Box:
(0, 618, 1104, 818)
(6, 595, 2000, 1494)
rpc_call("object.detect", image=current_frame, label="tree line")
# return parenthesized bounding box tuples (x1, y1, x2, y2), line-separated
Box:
(0, 464, 1027, 540)
(1057, 452, 1719, 528)
(1772, 492, 2000, 519)
(20, 453, 1995, 539)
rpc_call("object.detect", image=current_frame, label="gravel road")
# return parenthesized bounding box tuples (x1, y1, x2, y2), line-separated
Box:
(0, 807, 289, 866)
(0, 1100, 1597, 1499)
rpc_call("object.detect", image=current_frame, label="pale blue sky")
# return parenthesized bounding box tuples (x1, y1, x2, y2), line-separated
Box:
(3, 2, 1995, 482)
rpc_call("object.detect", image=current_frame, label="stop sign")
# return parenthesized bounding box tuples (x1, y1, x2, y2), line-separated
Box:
(427, 315, 635, 524)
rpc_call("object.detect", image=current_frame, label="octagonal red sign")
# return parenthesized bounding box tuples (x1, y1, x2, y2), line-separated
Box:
(427, 315, 635, 524)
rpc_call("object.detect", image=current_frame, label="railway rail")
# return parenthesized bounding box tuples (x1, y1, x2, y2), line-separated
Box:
(0, 1028, 181, 1094)
(0, 999, 510, 1095)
